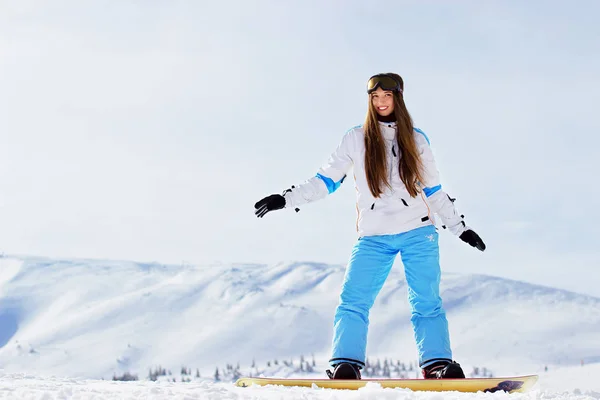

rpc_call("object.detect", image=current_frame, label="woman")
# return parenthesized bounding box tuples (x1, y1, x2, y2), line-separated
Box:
(254, 73, 486, 380)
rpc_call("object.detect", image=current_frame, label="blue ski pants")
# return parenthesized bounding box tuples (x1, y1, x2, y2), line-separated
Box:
(329, 225, 452, 368)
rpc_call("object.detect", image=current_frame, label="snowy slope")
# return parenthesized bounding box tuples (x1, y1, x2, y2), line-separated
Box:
(1, 365, 600, 399)
(0, 255, 599, 384)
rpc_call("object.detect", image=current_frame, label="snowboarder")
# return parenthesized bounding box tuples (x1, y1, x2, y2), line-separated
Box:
(254, 73, 486, 380)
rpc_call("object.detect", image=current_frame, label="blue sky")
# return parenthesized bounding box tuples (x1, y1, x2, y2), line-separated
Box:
(1, 1, 599, 296)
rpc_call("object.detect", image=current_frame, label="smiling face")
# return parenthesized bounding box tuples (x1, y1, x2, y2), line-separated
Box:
(370, 87, 395, 117)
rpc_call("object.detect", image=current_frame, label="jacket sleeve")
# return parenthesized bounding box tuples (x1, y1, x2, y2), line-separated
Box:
(414, 128, 467, 236)
(282, 129, 355, 209)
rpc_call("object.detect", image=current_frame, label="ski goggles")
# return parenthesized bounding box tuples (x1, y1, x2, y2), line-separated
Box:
(367, 74, 403, 94)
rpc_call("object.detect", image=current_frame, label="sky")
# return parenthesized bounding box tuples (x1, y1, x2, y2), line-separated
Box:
(1, 1, 599, 296)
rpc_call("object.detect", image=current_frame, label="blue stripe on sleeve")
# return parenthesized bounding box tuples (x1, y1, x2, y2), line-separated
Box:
(346, 124, 363, 133)
(414, 127, 430, 145)
(423, 184, 441, 197)
(316, 173, 346, 194)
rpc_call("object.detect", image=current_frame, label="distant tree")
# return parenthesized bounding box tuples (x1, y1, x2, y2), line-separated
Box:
(274, 359, 279, 366)
(148, 366, 168, 381)
(113, 372, 138, 381)
(214, 367, 220, 381)
(196, 369, 201, 378)
(383, 363, 391, 378)
(252, 359, 256, 368)
(267, 361, 271, 367)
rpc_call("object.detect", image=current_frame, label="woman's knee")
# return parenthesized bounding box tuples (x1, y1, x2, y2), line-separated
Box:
(410, 299, 444, 318)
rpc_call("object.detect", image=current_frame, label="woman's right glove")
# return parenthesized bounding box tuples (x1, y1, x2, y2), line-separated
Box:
(459, 229, 486, 252)
(254, 194, 286, 218)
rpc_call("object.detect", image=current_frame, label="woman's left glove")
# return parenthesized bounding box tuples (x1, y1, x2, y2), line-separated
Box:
(254, 194, 286, 218)
(459, 229, 486, 251)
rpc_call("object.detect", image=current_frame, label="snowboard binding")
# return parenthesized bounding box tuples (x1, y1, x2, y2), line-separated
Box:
(326, 362, 362, 380)
(422, 360, 465, 379)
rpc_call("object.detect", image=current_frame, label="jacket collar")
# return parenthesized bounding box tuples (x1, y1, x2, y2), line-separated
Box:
(378, 121, 397, 141)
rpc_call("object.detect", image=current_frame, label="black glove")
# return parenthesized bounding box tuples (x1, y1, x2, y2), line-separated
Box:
(459, 229, 486, 251)
(254, 194, 286, 218)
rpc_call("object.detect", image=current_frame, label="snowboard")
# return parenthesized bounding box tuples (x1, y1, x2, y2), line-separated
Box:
(235, 374, 538, 393)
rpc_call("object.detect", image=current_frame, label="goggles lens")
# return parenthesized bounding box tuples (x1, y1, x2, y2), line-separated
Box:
(367, 75, 402, 94)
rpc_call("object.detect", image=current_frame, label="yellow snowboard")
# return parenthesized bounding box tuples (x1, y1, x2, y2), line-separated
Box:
(235, 374, 538, 393)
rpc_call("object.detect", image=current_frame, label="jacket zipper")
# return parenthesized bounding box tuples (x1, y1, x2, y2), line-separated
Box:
(390, 144, 396, 183)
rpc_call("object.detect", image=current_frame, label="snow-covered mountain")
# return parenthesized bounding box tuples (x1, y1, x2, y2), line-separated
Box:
(0, 255, 599, 381)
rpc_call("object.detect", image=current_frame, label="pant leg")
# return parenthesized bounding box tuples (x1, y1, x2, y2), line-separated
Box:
(330, 235, 399, 368)
(399, 225, 452, 367)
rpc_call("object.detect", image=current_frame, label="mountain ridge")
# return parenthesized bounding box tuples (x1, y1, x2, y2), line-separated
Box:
(0, 255, 598, 379)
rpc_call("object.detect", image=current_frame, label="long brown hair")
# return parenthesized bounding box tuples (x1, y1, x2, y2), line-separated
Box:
(363, 73, 424, 198)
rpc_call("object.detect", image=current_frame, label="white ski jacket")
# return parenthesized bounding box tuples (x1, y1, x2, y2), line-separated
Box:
(283, 122, 468, 238)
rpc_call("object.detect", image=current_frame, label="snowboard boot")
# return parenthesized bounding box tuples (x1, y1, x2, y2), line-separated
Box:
(422, 360, 465, 379)
(326, 362, 362, 380)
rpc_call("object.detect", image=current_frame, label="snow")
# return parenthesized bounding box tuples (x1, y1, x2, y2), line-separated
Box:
(1, 255, 600, 399)
(1, 371, 600, 400)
